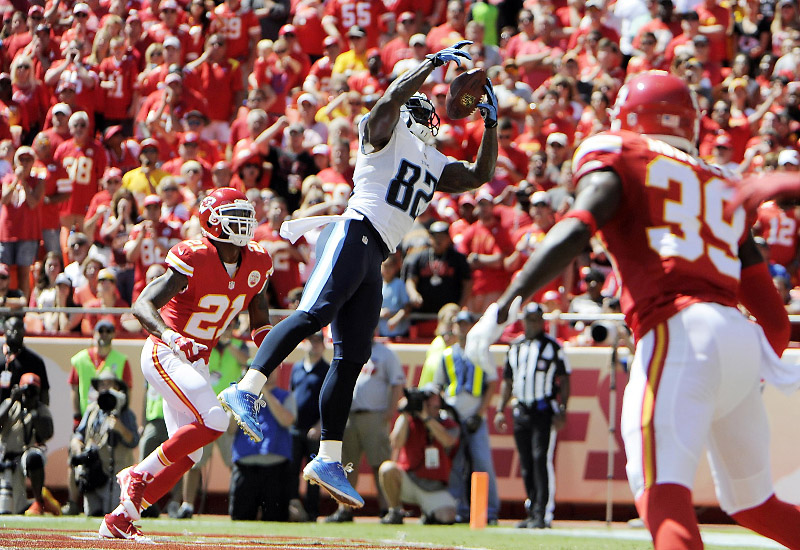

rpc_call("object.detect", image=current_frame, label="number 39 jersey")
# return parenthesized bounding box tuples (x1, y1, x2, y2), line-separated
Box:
(160, 237, 273, 361)
(572, 130, 747, 340)
(349, 116, 449, 253)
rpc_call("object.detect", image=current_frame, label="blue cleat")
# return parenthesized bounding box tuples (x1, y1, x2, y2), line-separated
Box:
(303, 456, 364, 508)
(218, 384, 265, 442)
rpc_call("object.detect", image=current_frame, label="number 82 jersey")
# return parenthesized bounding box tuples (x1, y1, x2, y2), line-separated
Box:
(349, 117, 449, 253)
(159, 237, 273, 362)
(572, 130, 748, 341)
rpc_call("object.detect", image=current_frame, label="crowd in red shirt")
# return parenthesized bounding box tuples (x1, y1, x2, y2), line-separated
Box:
(1, 0, 800, 340)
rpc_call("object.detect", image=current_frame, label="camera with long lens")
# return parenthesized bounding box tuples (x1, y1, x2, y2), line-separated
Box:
(70, 448, 108, 492)
(96, 388, 126, 416)
(398, 387, 429, 414)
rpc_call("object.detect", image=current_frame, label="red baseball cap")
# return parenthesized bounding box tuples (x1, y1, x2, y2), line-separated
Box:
(28, 5, 44, 17)
(19, 372, 41, 388)
(143, 194, 162, 206)
(232, 147, 262, 172)
(103, 125, 123, 142)
(104, 167, 123, 180)
(180, 131, 200, 145)
(323, 35, 339, 47)
(714, 133, 732, 149)
(398, 11, 415, 22)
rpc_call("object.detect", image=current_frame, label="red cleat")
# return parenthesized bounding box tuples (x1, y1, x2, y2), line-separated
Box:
(98, 512, 148, 540)
(117, 466, 153, 520)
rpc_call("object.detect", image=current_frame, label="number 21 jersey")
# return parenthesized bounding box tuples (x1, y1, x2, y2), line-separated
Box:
(161, 237, 273, 361)
(572, 130, 747, 340)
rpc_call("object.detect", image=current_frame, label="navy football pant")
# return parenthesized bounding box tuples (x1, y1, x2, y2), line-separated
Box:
(250, 218, 385, 440)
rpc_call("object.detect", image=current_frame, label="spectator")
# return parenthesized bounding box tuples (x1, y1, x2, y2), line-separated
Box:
(378, 384, 459, 525)
(31, 131, 70, 256)
(0, 146, 44, 299)
(0, 317, 50, 405)
(9, 55, 49, 144)
(83, 167, 123, 245)
(404, 221, 471, 337)
(427, 1, 467, 53)
(53, 111, 108, 231)
(495, 303, 570, 529)
(99, 189, 139, 303)
(73, 245, 110, 306)
(101, 126, 139, 174)
(174, 324, 246, 519)
(121, 138, 169, 202)
(70, 370, 139, 516)
(457, 191, 514, 314)
(229, 374, 296, 521)
(123, 194, 181, 300)
(418, 303, 460, 387)
(81, 268, 131, 335)
(326, 339, 405, 522)
(289, 332, 329, 522)
(40, 273, 81, 333)
(30, 251, 63, 310)
(0, 372, 57, 515)
(185, 33, 244, 143)
(379, 253, 412, 343)
(97, 37, 139, 135)
(434, 311, 500, 524)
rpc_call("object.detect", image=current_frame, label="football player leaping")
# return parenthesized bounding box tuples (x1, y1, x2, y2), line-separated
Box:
(220, 40, 499, 509)
(100, 187, 273, 540)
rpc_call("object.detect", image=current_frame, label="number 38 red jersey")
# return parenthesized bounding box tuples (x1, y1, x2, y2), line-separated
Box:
(160, 237, 273, 361)
(572, 130, 748, 340)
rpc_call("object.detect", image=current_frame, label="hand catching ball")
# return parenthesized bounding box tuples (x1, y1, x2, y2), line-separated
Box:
(446, 68, 488, 120)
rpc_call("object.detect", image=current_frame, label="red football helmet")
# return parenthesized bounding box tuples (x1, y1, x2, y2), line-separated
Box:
(610, 71, 699, 152)
(198, 187, 256, 247)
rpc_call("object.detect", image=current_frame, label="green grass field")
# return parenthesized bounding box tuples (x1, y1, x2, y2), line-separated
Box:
(0, 515, 785, 550)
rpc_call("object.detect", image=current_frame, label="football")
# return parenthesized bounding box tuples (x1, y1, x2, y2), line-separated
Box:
(445, 68, 487, 120)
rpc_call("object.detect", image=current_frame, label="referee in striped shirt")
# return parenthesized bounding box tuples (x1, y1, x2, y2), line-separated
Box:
(494, 302, 570, 529)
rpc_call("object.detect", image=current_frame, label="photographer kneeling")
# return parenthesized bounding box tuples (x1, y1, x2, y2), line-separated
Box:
(378, 384, 459, 525)
(0, 373, 56, 514)
(70, 371, 139, 516)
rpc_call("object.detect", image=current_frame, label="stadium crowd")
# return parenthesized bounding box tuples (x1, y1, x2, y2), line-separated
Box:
(1, 0, 800, 523)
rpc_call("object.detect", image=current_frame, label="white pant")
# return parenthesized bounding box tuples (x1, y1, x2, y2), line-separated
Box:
(140, 338, 228, 462)
(621, 302, 775, 514)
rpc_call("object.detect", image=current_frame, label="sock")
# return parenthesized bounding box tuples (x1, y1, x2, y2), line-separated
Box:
(732, 494, 800, 549)
(136, 422, 222, 477)
(142, 456, 195, 510)
(238, 370, 267, 395)
(636, 483, 703, 550)
(248, 311, 321, 377)
(317, 440, 342, 463)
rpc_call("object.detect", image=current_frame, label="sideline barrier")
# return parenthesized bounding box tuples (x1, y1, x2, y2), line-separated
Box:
(26, 337, 800, 507)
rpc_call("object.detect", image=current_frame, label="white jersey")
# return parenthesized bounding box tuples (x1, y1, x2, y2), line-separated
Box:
(348, 116, 449, 252)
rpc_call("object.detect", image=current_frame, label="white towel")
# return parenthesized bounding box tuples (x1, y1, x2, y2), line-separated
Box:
(279, 209, 364, 244)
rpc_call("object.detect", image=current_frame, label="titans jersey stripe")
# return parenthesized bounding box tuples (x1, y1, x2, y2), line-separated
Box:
(299, 220, 349, 312)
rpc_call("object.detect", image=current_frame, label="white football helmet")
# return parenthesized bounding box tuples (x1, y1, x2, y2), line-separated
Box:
(400, 93, 440, 144)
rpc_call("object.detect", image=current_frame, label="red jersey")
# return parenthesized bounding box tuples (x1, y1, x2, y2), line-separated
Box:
(53, 138, 108, 216)
(161, 237, 273, 361)
(128, 221, 183, 299)
(324, 0, 390, 50)
(185, 58, 243, 121)
(456, 217, 514, 295)
(253, 224, 308, 308)
(756, 201, 799, 268)
(212, 4, 260, 61)
(572, 130, 747, 340)
(97, 54, 140, 120)
(33, 159, 70, 232)
(0, 173, 43, 241)
(293, 3, 326, 58)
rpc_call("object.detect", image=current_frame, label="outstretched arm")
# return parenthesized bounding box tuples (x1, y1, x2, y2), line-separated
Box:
(366, 41, 472, 151)
(437, 81, 499, 193)
(496, 169, 622, 322)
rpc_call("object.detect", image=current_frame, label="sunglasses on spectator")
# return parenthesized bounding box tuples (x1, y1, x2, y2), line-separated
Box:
(71, 241, 88, 247)
(152, 50, 164, 56)
(30, 15, 43, 20)
(163, 187, 179, 192)
(641, 40, 656, 45)
(75, 12, 88, 17)
(162, 8, 177, 13)
(107, 178, 122, 185)
(187, 118, 203, 125)
(185, 168, 200, 174)
(499, 133, 513, 139)
(274, 48, 287, 54)
(97, 327, 114, 333)
(17, 64, 31, 69)
(0, 275, 8, 280)
(142, 147, 158, 153)
(71, 122, 87, 128)
(99, 277, 115, 283)
(519, 17, 532, 23)
(210, 40, 225, 47)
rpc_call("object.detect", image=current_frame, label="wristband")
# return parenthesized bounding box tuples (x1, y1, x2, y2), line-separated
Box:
(251, 325, 272, 347)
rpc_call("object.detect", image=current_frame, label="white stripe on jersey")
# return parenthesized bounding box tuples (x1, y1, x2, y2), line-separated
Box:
(166, 251, 193, 277)
(572, 134, 623, 169)
(298, 220, 348, 313)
